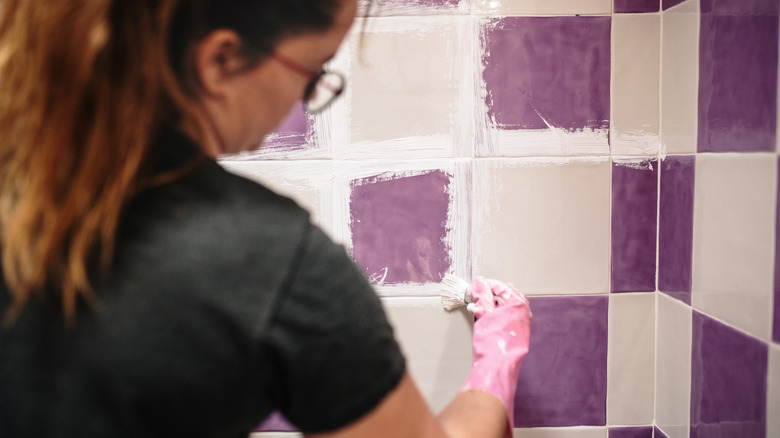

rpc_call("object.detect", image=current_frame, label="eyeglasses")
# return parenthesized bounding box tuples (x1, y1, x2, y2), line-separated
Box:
(271, 52, 346, 114)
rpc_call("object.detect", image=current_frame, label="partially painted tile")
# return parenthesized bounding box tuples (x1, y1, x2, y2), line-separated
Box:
(698, 0, 779, 152)
(692, 154, 777, 341)
(254, 412, 296, 433)
(614, 0, 660, 13)
(654, 426, 670, 438)
(474, 159, 611, 295)
(514, 296, 608, 428)
(768, 345, 780, 438)
(480, 17, 611, 156)
(656, 294, 692, 438)
(611, 160, 658, 293)
(690, 311, 769, 438)
(350, 170, 451, 285)
(774, 156, 780, 343)
(230, 105, 320, 160)
(607, 294, 655, 426)
(607, 426, 653, 438)
(663, 0, 688, 9)
(362, 0, 466, 15)
(473, 0, 612, 15)
(512, 428, 608, 438)
(658, 156, 695, 304)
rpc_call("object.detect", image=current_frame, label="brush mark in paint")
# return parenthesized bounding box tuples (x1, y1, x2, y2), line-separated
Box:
(611, 160, 658, 293)
(697, 0, 778, 152)
(658, 156, 695, 305)
(481, 16, 611, 133)
(350, 170, 452, 285)
(513, 295, 608, 427)
(615, 0, 660, 13)
(261, 104, 314, 152)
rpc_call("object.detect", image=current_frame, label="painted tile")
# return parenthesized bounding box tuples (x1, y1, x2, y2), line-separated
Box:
(607, 426, 653, 438)
(512, 428, 608, 438)
(656, 293, 692, 438)
(473, 0, 612, 15)
(362, 0, 466, 15)
(692, 154, 776, 341)
(254, 412, 296, 433)
(690, 311, 769, 438)
(250, 433, 301, 438)
(614, 0, 660, 13)
(698, 0, 779, 153)
(607, 293, 655, 426)
(653, 426, 670, 438)
(774, 156, 780, 343)
(661, 0, 699, 154)
(768, 344, 780, 438)
(658, 156, 695, 304)
(611, 14, 661, 155)
(480, 17, 611, 156)
(663, 0, 688, 9)
(513, 296, 608, 428)
(382, 297, 472, 413)
(611, 160, 658, 293)
(474, 159, 610, 295)
(350, 170, 451, 285)
(226, 105, 326, 161)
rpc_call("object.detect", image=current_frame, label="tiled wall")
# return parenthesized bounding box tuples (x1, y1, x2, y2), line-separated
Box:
(220, 1, 780, 437)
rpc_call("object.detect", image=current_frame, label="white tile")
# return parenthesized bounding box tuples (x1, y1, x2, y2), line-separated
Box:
(382, 297, 473, 414)
(512, 427, 608, 438)
(661, 0, 699, 154)
(473, 158, 611, 295)
(768, 344, 780, 438)
(691, 154, 777, 341)
(612, 14, 661, 156)
(655, 293, 692, 438)
(472, 0, 612, 15)
(607, 293, 655, 425)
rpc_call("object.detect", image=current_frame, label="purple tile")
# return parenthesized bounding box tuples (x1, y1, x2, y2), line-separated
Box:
(697, 0, 778, 152)
(262, 104, 312, 152)
(608, 426, 653, 438)
(658, 156, 695, 304)
(611, 161, 658, 292)
(774, 156, 780, 343)
(615, 0, 660, 13)
(690, 311, 769, 438)
(254, 411, 296, 432)
(513, 296, 608, 427)
(350, 170, 452, 284)
(663, 0, 687, 9)
(654, 426, 670, 438)
(482, 17, 611, 132)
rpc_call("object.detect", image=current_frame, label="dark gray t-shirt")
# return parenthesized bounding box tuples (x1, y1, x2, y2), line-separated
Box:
(0, 131, 406, 437)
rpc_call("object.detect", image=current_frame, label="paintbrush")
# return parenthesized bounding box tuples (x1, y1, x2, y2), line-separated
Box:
(440, 274, 473, 311)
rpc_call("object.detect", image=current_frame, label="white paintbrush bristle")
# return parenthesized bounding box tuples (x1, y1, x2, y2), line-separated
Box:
(440, 274, 472, 311)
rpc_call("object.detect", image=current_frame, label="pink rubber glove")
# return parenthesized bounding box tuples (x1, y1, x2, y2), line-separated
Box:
(460, 277, 532, 434)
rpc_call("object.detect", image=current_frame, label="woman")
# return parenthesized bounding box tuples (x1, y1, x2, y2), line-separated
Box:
(0, 1, 531, 437)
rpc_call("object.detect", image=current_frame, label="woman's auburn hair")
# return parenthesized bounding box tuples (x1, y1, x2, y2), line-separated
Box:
(0, 0, 201, 325)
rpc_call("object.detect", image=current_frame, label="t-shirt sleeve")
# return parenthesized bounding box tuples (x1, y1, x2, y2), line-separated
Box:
(263, 224, 406, 433)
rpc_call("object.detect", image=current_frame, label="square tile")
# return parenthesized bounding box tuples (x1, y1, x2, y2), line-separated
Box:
(607, 293, 655, 425)
(382, 297, 473, 413)
(698, 0, 779, 152)
(479, 17, 611, 156)
(661, 0, 700, 154)
(692, 154, 777, 340)
(690, 311, 769, 438)
(607, 426, 653, 438)
(658, 156, 696, 304)
(473, 0, 612, 15)
(611, 160, 658, 293)
(614, 0, 660, 13)
(611, 14, 661, 155)
(473, 159, 611, 295)
(514, 296, 609, 427)
(656, 293, 692, 438)
(768, 344, 780, 438)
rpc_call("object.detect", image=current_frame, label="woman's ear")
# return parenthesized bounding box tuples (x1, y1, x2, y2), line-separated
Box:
(193, 29, 247, 98)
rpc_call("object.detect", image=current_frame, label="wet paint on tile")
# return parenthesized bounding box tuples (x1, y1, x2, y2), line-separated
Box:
(658, 156, 695, 304)
(254, 412, 296, 432)
(654, 426, 670, 438)
(350, 170, 452, 285)
(513, 295, 608, 427)
(615, 0, 660, 13)
(774, 156, 780, 343)
(482, 17, 611, 133)
(698, 0, 779, 152)
(611, 160, 658, 293)
(663, 0, 687, 9)
(608, 426, 653, 438)
(690, 311, 769, 438)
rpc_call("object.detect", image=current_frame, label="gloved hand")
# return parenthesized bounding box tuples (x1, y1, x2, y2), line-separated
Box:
(460, 277, 532, 434)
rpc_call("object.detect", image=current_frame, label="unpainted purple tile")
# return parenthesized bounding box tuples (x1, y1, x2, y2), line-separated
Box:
(663, 0, 687, 9)
(615, 0, 660, 13)
(482, 17, 611, 132)
(608, 426, 654, 438)
(350, 170, 452, 285)
(697, 0, 778, 152)
(513, 296, 608, 427)
(774, 156, 780, 343)
(254, 411, 297, 432)
(654, 426, 670, 438)
(690, 311, 769, 438)
(262, 104, 312, 152)
(611, 161, 658, 292)
(658, 156, 695, 304)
